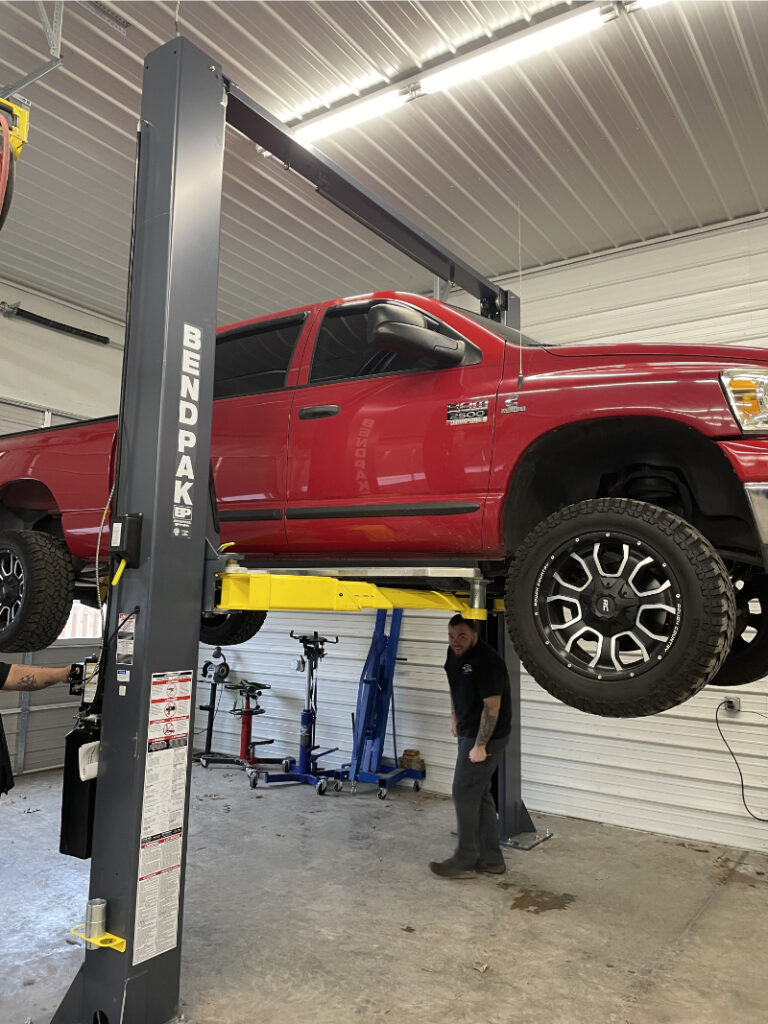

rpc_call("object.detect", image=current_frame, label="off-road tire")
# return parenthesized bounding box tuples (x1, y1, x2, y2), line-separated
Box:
(0, 530, 75, 652)
(505, 499, 735, 717)
(710, 571, 768, 687)
(200, 610, 267, 647)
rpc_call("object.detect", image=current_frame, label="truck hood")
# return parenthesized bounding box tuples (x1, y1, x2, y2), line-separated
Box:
(545, 341, 768, 366)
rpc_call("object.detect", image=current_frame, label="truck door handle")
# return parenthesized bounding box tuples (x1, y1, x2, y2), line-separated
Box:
(298, 405, 340, 420)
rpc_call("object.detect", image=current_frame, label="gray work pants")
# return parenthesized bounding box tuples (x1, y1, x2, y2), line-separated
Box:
(452, 734, 509, 869)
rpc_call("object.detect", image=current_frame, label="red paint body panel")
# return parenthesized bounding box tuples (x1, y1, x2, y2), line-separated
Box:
(4, 291, 768, 572)
(717, 440, 768, 481)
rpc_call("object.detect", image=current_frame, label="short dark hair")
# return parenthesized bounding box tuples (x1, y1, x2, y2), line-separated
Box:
(448, 614, 478, 632)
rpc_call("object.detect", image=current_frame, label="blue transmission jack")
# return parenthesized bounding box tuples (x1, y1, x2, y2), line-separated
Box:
(249, 631, 341, 795)
(344, 609, 426, 800)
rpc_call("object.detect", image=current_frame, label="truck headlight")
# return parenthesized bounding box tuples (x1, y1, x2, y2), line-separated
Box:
(720, 369, 768, 431)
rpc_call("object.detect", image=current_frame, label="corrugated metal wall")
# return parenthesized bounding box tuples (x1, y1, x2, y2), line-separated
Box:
(493, 215, 768, 347)
(0, 280, 123, 420)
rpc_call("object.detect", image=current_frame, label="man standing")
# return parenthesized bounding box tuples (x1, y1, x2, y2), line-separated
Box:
(0, 662, 74, 797)
(430, 614, 511, 879)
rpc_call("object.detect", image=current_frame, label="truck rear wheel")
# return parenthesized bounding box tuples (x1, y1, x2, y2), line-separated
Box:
(200, 610, 266, 647)
(0, 530, 75, 652)
(505, 499, 735, 717)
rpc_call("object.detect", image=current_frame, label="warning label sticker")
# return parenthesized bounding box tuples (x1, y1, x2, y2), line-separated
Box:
(133, 830, 183, 966)
(133, 669, 194, 965)
(116, 614, 136, 666)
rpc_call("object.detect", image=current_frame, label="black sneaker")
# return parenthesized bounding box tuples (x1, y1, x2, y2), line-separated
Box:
(429, 858, 476, 879)
(476, 860, 507, 875)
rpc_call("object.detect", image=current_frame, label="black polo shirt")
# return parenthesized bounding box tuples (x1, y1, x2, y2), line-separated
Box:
(0, 661, 12, 796)
(444, 638, 511, 742)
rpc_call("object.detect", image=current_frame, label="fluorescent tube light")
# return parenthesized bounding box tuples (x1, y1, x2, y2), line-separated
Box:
(420, 8, 607, 95)
(292, 4, 621, 143)
(294, 89, 406, 143)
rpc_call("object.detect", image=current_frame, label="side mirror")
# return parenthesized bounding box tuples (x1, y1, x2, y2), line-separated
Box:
(368, 303, 466, 368)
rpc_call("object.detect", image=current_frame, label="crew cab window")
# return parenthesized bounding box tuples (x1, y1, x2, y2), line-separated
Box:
(214, 315, 306, 398)
(309, 306, 446, 384)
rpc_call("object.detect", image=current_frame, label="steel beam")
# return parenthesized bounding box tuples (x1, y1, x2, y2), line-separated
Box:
(51, 37, 226, 1024)
(225, 83, 518, 325)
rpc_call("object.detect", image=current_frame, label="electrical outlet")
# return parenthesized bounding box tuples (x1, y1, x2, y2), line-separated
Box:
(724, 697, 741, 712)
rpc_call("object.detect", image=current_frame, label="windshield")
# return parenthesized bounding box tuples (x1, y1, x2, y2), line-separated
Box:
(449, 306, 543, 348)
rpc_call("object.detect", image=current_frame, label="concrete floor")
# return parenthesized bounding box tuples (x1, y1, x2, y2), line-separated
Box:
(2, 767, 768, 1024)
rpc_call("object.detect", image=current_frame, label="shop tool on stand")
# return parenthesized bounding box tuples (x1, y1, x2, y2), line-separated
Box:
(248, 631, 340, 794)
(195, 647, 282, 778)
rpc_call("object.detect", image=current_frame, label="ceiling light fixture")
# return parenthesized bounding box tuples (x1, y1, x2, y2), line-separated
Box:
(419, 6, 606, 95)
(294, 88, 406, 144)
(292, 2, 625, 144)
(291, 1, 671, 145)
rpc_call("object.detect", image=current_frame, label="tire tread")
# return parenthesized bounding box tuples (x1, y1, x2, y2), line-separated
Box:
(505, 498, 736, 717)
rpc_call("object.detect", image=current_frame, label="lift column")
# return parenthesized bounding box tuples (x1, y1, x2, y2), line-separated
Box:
(52, 39, 225, 1024)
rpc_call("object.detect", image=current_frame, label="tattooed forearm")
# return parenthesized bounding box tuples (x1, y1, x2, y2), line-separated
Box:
(14, 673, 44, 691)
(476, 707, 498, 747)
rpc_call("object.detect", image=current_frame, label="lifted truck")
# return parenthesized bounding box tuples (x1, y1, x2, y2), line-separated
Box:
(2, 290, 768, 717)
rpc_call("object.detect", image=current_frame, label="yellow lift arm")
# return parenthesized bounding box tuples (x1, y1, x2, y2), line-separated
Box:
(216, 567, 488, 620)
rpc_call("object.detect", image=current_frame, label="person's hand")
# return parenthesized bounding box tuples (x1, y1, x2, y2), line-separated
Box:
(469, 745, 487, 763)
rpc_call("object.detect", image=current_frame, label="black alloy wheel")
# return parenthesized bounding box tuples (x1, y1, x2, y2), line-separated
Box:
(710, 571, 768, 687)
(0, 530, 75, 652)
(505, 498, 735, 717)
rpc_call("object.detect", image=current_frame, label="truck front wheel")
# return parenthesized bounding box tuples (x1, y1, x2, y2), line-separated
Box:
(0, 531, 75, 652)
(505, 499, 735, 717)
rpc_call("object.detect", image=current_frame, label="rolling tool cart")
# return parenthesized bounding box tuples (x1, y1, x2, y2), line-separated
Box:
(247, 631, 340, 795)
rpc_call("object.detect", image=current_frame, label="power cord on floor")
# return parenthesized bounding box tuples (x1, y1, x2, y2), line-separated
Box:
(715, 700, 768, 823)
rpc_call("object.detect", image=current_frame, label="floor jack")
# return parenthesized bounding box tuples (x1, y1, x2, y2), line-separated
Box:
(194, 648, 283, 779)
(247, 631, 341, 795)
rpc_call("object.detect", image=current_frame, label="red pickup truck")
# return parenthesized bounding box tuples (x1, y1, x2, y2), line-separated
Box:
(2, 291, 768, 717)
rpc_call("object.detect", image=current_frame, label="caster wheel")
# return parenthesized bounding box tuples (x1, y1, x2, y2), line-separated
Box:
(412, 779, 421, 792)
(333, 780, 343, 792)
(350, 783, 357, 794)
(316, 779, 327, 795)
(249, 774, 258, 789)
(200, 757, 209, 769)
(377, 788, 387, 800)
(283, 759, 292, 772)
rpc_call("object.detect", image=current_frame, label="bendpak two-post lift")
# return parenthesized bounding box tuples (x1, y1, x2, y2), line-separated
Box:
(48, 37, 546, 1024)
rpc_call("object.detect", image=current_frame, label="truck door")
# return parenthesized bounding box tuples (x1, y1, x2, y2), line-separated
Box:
(285, 302, 503, 557)
(211, 313, 310, 553)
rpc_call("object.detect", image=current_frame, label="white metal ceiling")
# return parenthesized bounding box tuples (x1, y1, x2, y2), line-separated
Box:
(1, 0, 767, 327)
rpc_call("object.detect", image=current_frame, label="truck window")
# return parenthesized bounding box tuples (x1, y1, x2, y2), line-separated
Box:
(214, 314, 307, 398)
(309, 307, 443, 385)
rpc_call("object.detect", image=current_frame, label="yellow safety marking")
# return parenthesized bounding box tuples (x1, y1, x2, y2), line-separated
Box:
(217, 572, 486, 620)
(70, 926, 126, 953)
(111, 558, 127, 587)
